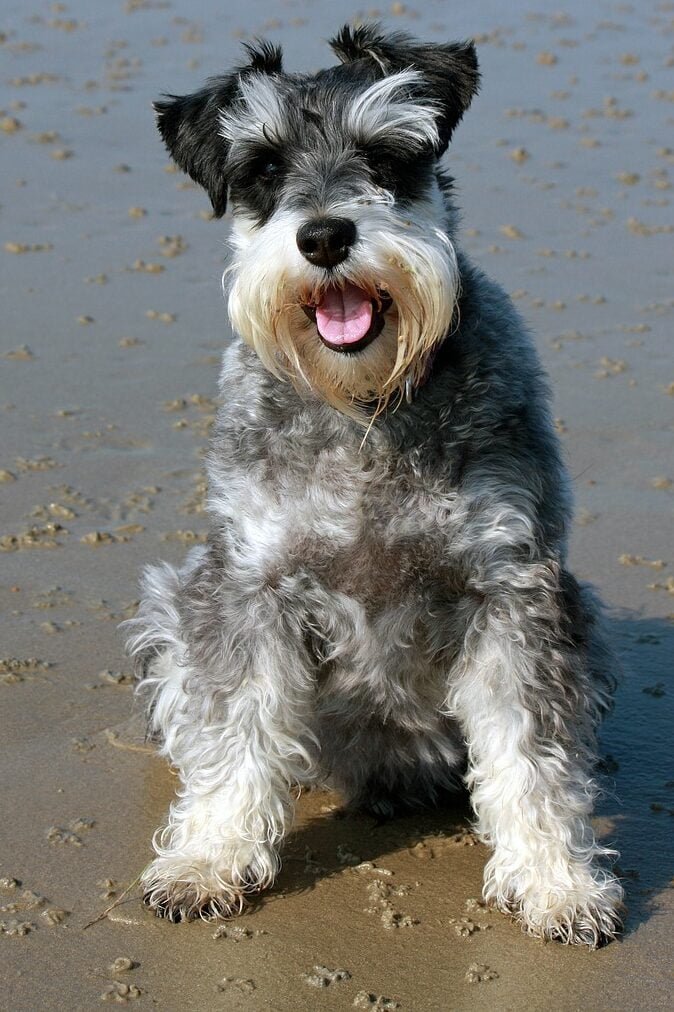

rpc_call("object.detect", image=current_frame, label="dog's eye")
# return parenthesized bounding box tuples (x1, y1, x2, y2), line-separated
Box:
(361, 144, 434, 203)
(260, 156, 283, 181)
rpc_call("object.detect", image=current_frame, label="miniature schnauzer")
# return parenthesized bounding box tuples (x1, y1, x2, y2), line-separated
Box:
(127, 24, 624, 946)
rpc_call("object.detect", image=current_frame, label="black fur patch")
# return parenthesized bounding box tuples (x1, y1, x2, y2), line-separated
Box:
(153, 40, 284, 217)
(154, 76, 239, 217)
(361, 141, 436, 205)
(240, 38, 283, 74)
(227, 139, 288, 226)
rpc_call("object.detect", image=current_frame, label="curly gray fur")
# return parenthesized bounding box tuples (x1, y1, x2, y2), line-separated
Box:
(127, 26, 623, 944)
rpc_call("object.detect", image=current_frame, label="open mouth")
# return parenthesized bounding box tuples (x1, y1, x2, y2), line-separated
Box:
(302, 281, 392, 354)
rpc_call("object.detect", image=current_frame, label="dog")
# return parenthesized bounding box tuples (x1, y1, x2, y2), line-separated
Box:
(126, 24, 624, 946)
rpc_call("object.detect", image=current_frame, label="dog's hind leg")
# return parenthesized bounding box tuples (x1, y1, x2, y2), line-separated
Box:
(126, 550, 318, 921)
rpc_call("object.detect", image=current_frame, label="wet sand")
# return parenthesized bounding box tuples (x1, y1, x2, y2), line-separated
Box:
(1, 1, 673, 1008)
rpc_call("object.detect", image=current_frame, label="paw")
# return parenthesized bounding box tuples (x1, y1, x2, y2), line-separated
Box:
(486, 859, 624, 947)
(514, 887, 623, 947)
(141, 857, 249, 922)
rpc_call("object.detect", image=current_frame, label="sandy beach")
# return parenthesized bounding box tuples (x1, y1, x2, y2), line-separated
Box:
(1, 0, 673, 1008)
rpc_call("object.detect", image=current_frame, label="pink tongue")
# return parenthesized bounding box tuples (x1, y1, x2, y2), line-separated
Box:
(315, 282, 373, 346)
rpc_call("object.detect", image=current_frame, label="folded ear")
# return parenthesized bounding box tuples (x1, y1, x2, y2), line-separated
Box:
(330, 24, 479, 154)
(153, 40, 283, 218)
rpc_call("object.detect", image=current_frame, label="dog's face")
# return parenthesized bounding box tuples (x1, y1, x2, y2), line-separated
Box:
(155, 25, 479, 418)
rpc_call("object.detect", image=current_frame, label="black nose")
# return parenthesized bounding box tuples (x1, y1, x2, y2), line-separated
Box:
(296, 217, 357, 268)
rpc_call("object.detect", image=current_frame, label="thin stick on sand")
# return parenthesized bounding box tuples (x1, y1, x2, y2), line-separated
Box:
(82, 871, 144, 931)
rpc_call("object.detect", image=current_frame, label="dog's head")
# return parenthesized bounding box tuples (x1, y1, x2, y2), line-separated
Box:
(155, 25, 479, 419)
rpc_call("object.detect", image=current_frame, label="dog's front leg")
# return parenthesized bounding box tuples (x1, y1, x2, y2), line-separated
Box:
(448, 560, 623, 947)
(139, 594, 317, 921)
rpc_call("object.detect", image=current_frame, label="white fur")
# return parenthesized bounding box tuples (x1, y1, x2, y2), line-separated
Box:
(447, 606, 622, 945)
(132, 52, 622, 943)
(130, 556, 319, 919)
(346, 69, 441, 150)
(219, 73, 286, 144)
(219, 69, 440, 153)
(224, 180, 459, 416)
(441, 489, 621, 945)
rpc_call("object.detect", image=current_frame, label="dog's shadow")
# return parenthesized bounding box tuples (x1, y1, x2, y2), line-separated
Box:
(596, 612, 674, 934)
(266, 612, 673, 940)
(275, 788, 474, 899)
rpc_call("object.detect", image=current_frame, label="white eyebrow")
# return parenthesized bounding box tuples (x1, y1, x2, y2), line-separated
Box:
(219, 73, 286, 143)
(346, 69, 440, 150)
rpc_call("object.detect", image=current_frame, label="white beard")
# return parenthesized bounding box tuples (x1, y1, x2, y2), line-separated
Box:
(224, 181, 459, 420)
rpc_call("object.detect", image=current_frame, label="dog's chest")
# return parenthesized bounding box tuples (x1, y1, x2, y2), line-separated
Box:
(280, 443, 461, 613)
